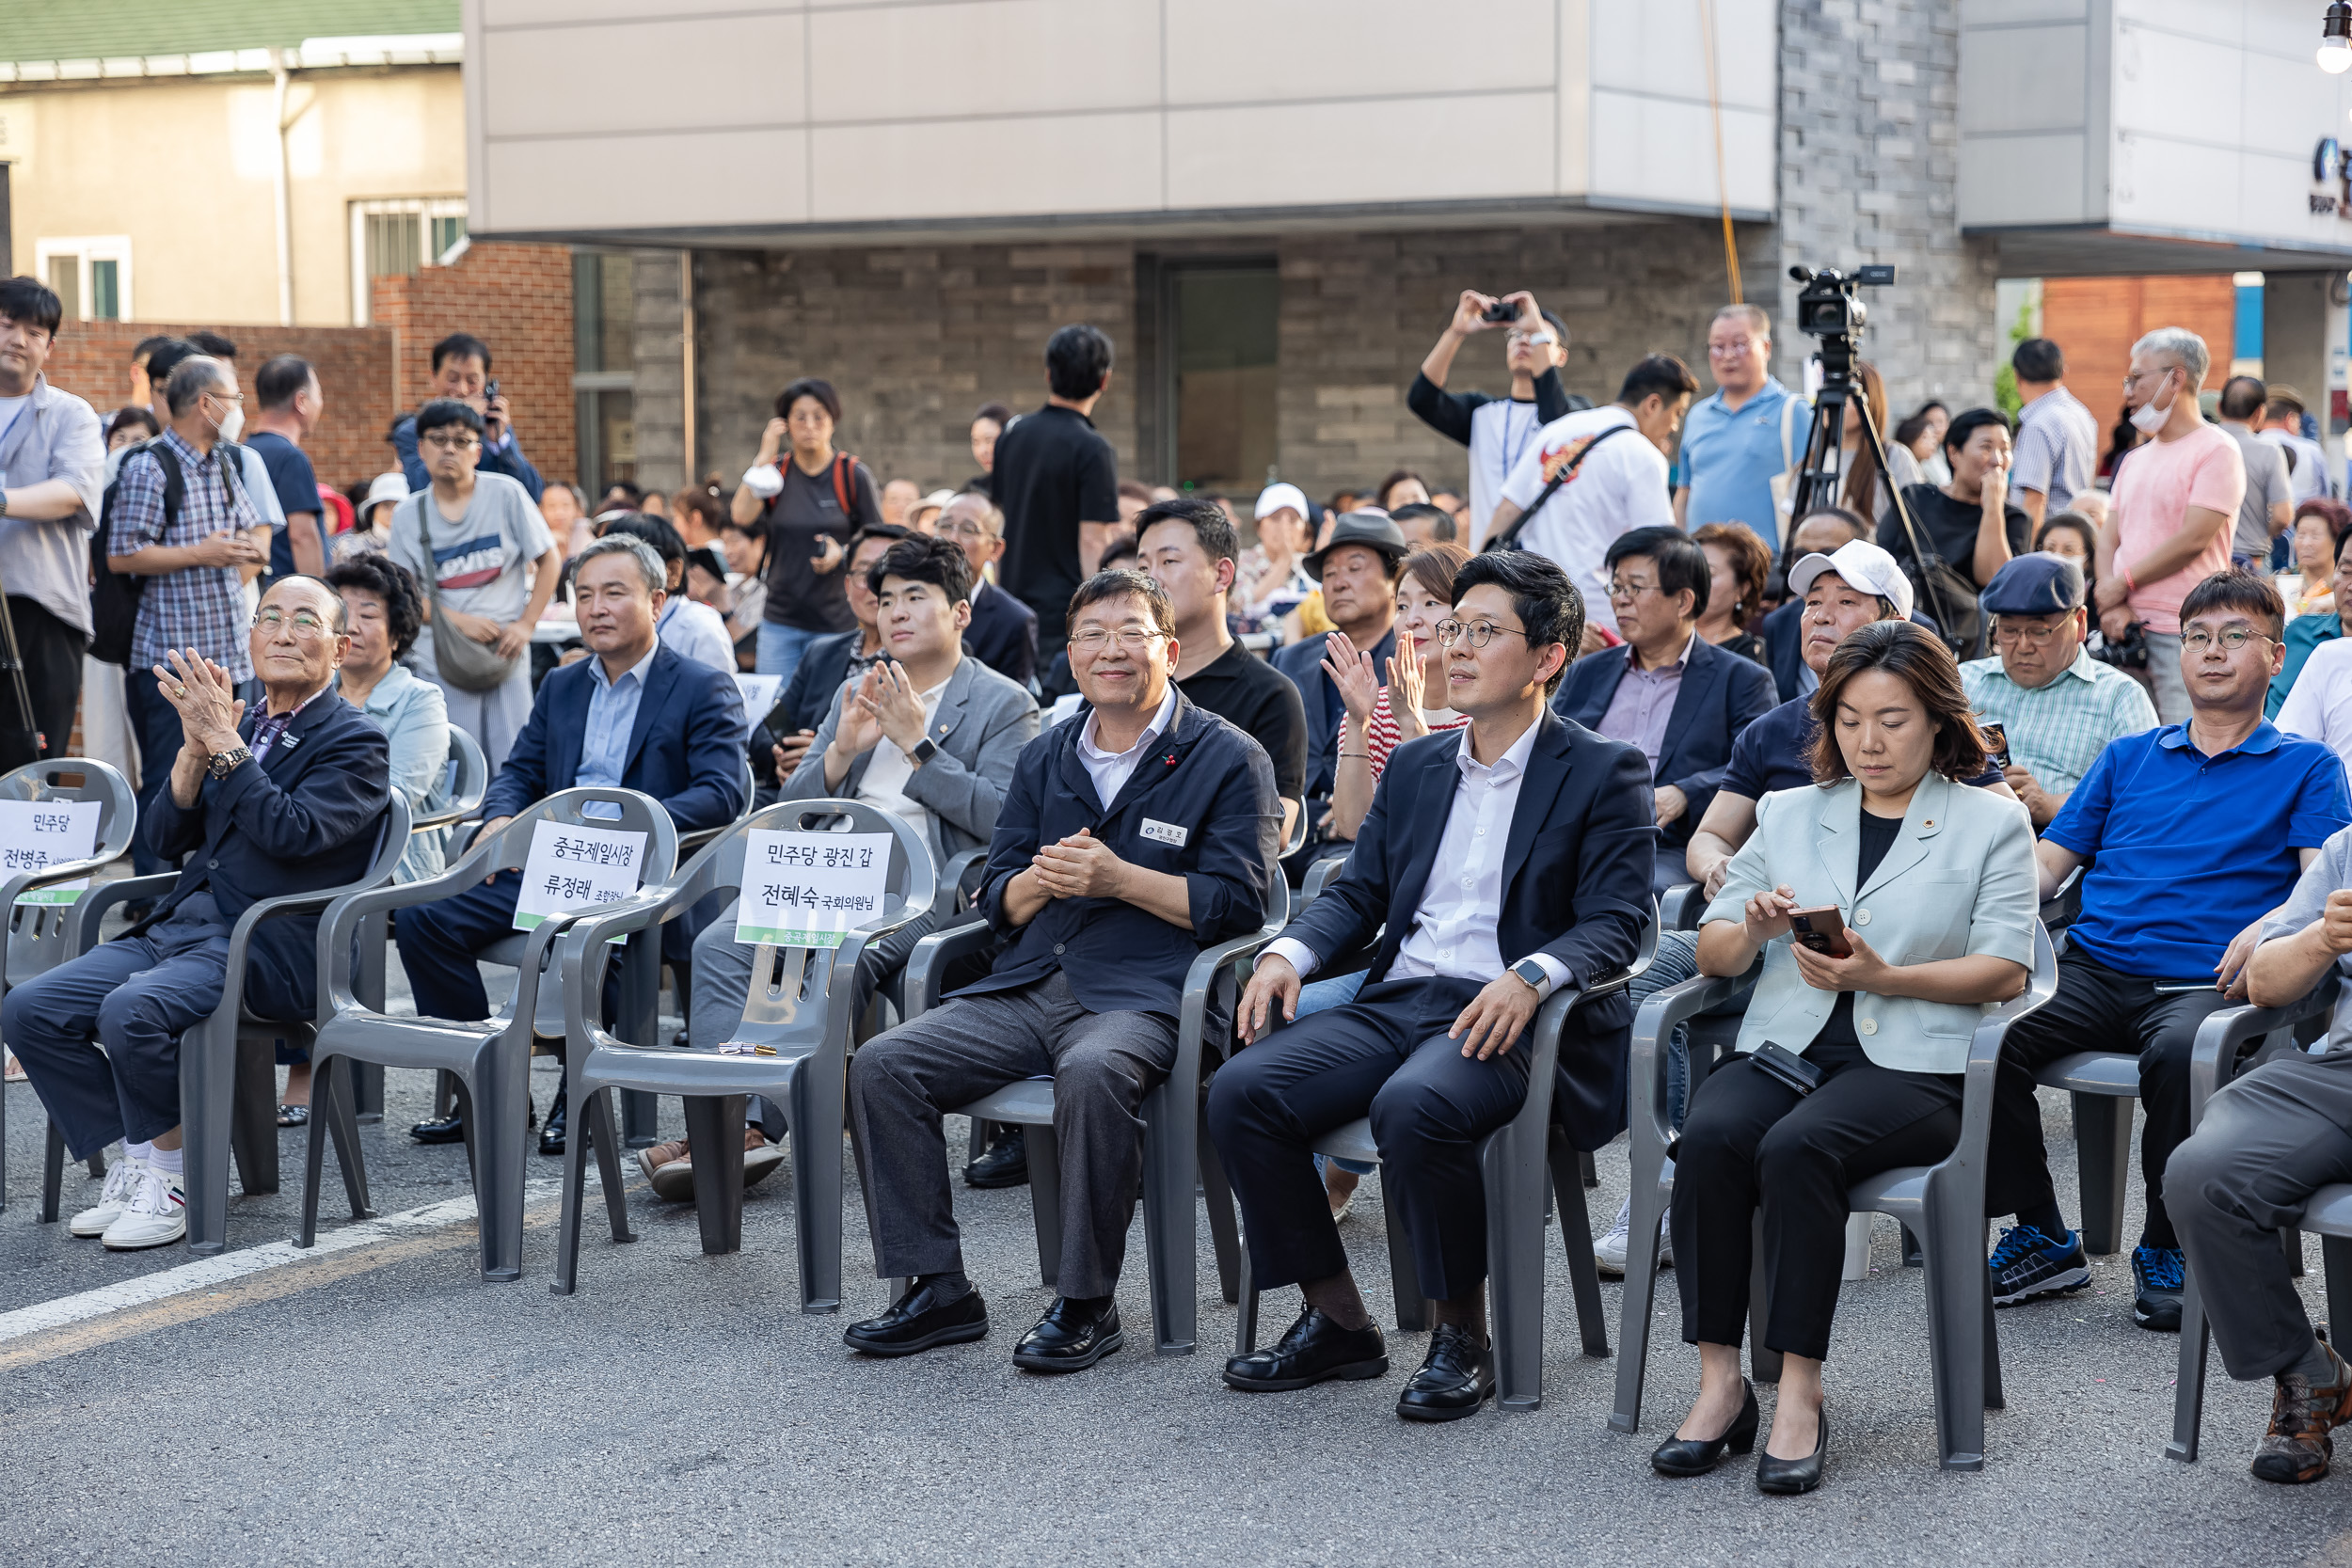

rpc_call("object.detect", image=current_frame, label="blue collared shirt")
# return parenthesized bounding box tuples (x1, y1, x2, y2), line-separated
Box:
(2047, 721, 2352, 981)
(1678, 375, 1806, 533)
(578, 644, 660, 788)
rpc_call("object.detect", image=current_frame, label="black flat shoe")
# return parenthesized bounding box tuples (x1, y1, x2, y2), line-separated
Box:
(1756, 1406, 1828, 1495)
(1652, 1378, 1760, 1476)
(1013, 1296, 1122, 1372)
(1395, 1323, 1493, 1421)
(843, 1279, 989, 1357)
(409, 1106, 465, 1145)
(964, 1127, 1028, 1188)
(1224, 1307, 1388, 1392)
(277, 1103, 310, 1129)
(537, 1090, 567, 1156)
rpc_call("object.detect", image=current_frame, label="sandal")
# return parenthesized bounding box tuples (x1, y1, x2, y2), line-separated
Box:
(278, 1103, 310, 1128)
(4, 1053, 25, 1084)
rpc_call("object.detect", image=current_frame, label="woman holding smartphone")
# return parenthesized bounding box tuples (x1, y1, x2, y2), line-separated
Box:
(1654, 620, 2037, 1494)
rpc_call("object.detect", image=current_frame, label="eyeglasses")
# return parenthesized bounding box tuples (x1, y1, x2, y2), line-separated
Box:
(1606, 577, 1660, 601)
(1993, 619, 2072, 647)
(2182, 627, 2277, 654)
(941, 519, 994, 541)
(1436, 619, 1531, 649)
(1707, 341, 1757, 358)
(1506, 329, 1555, 348)
(252, 608, 335, 639)
(1069, 626, 1165, 656)
(421, 433, 481, 451)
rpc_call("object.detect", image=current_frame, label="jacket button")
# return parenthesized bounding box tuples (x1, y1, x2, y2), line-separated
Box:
(1854, 909, 1870, 927)
(1859, 1018, 1878, 1036)
(1053, 943, 1065, 956)
(208, 858, 220, 869)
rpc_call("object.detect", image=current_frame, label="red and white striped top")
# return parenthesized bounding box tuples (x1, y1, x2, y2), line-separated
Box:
(1364, 687, 1470, 779)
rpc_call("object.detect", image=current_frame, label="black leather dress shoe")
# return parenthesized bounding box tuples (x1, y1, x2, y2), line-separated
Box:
(843, 1280, 989, 1357)
(1225, 1307, 1388, 1392)
(537, 1091, 567, 1156)
(409, 1106, 465, 1145)
(1756, 1407, 1828, 1495)
(1012, 1297, 1123, 1372)
(1651, 1378, 1760, 1476)
(964, 1127, 1028, 1188)
(1395, 1323, 1494, 1421)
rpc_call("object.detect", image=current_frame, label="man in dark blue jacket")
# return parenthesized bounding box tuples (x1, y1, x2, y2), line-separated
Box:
(842, 569, 1281, 1371)
(390, 333, 546, 502)
(938, 491, 1039, 689)
(6, 577, 392, 1250)
(1271, 512, 1406, 879)
(396, 535, 747, 1149)
(1553, 526, 1776, 894)
(1210, 551, 1653, 1419)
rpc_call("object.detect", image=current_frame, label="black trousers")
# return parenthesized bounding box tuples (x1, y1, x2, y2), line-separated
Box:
(0, 596, 84, 774)
(1673, 1037, 1961, 1362)
(1984, 951, 2236, 1247)
(1206, 975, 1528, 1302)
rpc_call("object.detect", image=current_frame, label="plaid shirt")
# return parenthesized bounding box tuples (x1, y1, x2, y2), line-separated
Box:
(109, 429, 262, 681)
(1962, 645, 2161, 796)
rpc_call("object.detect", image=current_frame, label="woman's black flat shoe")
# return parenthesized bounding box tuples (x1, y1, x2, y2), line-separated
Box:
(277, 1104, 310, 1128)
(1651, 1378, 1759, 1476)
(1756, 1407, 1828, 1495)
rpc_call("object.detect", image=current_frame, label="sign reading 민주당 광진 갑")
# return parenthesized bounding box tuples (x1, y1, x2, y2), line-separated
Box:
(0, 800, 101, 905)
(736, 830, 891, 948)
(512, 820, 647, 931)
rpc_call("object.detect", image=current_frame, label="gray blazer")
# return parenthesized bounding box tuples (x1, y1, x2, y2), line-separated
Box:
(0, 374, 104, 637)
(1702, 771, 2038, 1075)
(782, 654, 1039, 876)
(348, 663, 452, 883)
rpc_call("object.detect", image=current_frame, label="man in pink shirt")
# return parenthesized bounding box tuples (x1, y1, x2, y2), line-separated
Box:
(2095, 327, 2246, 724)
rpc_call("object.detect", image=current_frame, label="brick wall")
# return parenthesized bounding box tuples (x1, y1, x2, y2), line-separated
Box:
(38, 319, 398, 493)
(370, 240, 579, 489)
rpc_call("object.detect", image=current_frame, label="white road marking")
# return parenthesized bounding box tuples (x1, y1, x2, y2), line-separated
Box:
(0, 1180, 561, 1345)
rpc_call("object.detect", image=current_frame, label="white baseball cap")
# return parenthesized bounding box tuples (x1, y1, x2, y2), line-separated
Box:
(1787, 539, 1915, 622)
(361, 471, 409, 520)
(1254, 482, 1309, 521)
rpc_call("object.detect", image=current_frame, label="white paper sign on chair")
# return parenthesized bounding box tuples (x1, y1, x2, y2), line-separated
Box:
(0, 799, 101, 905)
(736, 829, 892, 948)
(734, 673, 784, 721)
(511, 819, 647, 931)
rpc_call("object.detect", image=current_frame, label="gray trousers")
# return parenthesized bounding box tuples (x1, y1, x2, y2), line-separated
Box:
(847, 969, 1177, 1299)
(2142, 629, 2190, 727)
(2167, 1051, 2352, 1381)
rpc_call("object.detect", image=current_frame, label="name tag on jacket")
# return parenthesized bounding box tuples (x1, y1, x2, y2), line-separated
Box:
(1139, 818, 1188, 847)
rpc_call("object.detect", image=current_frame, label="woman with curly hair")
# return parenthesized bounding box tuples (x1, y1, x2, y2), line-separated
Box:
(327, 553, 451, 885)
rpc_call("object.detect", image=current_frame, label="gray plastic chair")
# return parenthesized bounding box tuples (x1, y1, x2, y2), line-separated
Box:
(551, 799, 935, 1312)
(2031, 1052, 2142, 1257)
(1613, 921, 2058, 1471)
(902, 911, 1280, 1356)
(304, 787, 675, 1279)
(2166, 977, 2343, 1463)
(1229, 905, 1659, 1411)
(0, 759, 137, 1213)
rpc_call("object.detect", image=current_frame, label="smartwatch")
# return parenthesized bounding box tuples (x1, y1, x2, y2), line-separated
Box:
(1509, 957, 1551, 996)
(206, 746, 251, 782)
(910, 736, 939, 766)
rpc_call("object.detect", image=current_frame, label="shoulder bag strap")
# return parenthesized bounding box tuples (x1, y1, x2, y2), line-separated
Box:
(1484, 423, 1636, 554)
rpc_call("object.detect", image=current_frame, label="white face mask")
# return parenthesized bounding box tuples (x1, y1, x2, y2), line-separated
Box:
(2128, 369, 2176, 436)
(213, 400, 245, 443)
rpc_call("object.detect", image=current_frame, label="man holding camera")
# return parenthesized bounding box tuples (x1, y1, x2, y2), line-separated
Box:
(391, 333, 546, 503)
(1407, 290, 1582, 543)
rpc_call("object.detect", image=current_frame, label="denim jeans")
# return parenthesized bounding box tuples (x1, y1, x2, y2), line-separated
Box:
(1296, 971, 1374, 1177)
(755, 621, 823, 685)
(1629, 929, 1706, 1130)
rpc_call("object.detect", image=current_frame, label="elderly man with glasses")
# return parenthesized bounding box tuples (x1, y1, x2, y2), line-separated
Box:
(1959, 552, 2158, 830)
(936, 490, 1037, 689)
(3, 577, 392, 1250)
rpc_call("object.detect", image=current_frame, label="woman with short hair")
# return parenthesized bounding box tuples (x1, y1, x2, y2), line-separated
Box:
(729, 376, 884, 684)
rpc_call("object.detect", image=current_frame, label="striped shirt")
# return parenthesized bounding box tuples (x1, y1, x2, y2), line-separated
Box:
(1365, 686, 1470, 778)
(1961, 645, 2160, 796)
(108, 429, 262, 681)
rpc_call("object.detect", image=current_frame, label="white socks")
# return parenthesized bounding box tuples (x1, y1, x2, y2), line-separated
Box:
(146, 1145, 183, 1177)
(125, 1140, 151, 1165)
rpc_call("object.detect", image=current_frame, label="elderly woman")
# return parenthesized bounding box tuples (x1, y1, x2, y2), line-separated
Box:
(2290, 498, 2352, 617)
(1653, 620, 2036, 1494)
(327, 554, 452, 886)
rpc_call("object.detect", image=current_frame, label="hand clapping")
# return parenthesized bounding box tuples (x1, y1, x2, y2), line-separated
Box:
(151, 648, 245, 754)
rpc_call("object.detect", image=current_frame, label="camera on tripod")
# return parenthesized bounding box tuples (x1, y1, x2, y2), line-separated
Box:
(1789, 264, 1896, 348)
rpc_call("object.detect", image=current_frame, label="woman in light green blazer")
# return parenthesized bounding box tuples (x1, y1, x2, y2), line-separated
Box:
(1651, 621, 2038, 1495)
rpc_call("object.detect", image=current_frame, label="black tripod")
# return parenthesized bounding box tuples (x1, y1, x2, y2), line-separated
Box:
(0, 566, 48, 773)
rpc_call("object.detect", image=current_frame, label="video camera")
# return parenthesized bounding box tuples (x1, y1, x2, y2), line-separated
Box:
(1789, 264, 1896, 353)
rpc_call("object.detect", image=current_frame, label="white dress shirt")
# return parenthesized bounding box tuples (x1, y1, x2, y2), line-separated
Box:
(854, 678, 948, 848)
(1075, 683, 1178, 809)
(1267, 718, 1572, 1000)
(2278, 636, 2352, 777)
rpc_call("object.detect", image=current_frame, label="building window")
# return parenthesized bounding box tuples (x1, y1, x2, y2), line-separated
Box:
(573, 251, 637, 494)
(349, 198, 468, 325)
(33, 237, 131, 321)
(1157, 261, 1279, 493)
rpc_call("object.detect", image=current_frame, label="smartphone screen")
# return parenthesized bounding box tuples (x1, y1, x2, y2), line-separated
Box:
(1979, 720, 2010, 769)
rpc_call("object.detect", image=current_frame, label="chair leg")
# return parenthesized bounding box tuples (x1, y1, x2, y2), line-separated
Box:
(1609, 1147, 1669, 1433)
(40, 1119, 67, 1223)
(2323, 1236, 2352, 1354)
(2074, 1092, 2134, 1256)
(1236, 1242, 1259, 1355)
(2168, 1261, 2214, 1462)
(1138, 1082, 1197, 1356)
(1842, 1212, 1873, 1281)
(585, 1085, 635, 1244)
(434, 1067, 455, 1118)
(683, 1093, 748, 1258)
(1547, 1130, 1608, 1358)
(552, 1081, 593, 1297)
(1488, 1124, 1550, 1411)
(319, 1056, 373, 1220)
(967, 1117, 993, 1164)
(351, 1061, 386, 1125)
(1920, 1196, 1987, 1470)
(2288, 1227, 2308, 1278)
(787, 1054, 846, 1315)
(466, 1036, 532, 1283)
(1198, 1123, 1243, 1307)
(229, 1032, 279, 1197)
(296, 1056, 333, 1248)
(1982, 1269, 2005, 1412)
(182, 1022, 241, 1255)
(1026, 1122, 1064, 1290)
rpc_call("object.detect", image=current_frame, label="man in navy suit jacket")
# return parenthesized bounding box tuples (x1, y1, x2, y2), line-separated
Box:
(1210, 551, 1653, 1419)
(6, 577, 392, 1248)
(396, 536, 746, 1081)
(938, 492, 1040, 689)
(1553, 527, 1776, 894)
(842, 569, 1280, 1372)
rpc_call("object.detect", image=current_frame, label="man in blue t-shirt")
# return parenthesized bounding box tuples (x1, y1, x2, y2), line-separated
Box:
(1985, 570, 2352, 1332)
(243, 354, 328, 581)
(1673, 304, 1807, 537)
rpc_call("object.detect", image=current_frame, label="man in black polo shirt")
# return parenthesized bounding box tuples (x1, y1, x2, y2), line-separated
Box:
(993, 325, 1121, 669)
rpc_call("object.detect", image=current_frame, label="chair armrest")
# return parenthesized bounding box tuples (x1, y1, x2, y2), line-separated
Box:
(1173, 924, 1280, 1085)
(1301, 853, 1348, 904)
(903, 916, 996, 1022)
(315, 836, 516, 1016)
(1947, 923, 2060, 1192)
(0, 848, 132, 916)
(942, 848, 988, 914)
(64, 872, 181, 955)
(1628, 969, 1756, 1168)
(1660, 882, 1705, 932)
(2187, 976, 2341, 1126)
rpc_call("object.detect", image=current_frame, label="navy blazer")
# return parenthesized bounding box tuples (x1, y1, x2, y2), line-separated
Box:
(1551, 636, 1777, 846)
(967, 689, 1281, 1019)
(141, 691, 392, 1021)
(777, 628, 862, 736)
(1273, 710, 1656, 1150)
(964, 580, 1039, 689)
(1272, 626, 1397, 800)
(485, 642, 749, 832)
(1763, 600, 1944, 703)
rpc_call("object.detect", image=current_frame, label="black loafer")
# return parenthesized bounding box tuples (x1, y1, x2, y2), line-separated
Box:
(537, 1090, 567, 1156)
(1395, 1323, 1493, 1421)
(409, 1106, 465, 1145)
(1652, 1378, 1760, 1476)
(843, 1279, 989, 1357)
(1012, 1296, 1123, 1372)
(1225, 1307, 1389, 1392)
(964, 1127, 1028, 1188)
(1756, 1406, 1828, 1495)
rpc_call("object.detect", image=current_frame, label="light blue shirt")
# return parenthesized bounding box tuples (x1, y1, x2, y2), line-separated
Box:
(1678, 376, 1805, 535)
(579, 643, 660, 788)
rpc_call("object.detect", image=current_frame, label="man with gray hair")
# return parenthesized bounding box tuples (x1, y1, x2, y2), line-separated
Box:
(1674, 303, 1809, 538)
(937, 490, 1037, 687)
(2095, 326, 2245, 723)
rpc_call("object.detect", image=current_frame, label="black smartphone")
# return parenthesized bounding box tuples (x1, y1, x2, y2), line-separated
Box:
(485, 377, 501, 402)
(1788, 905, 1851, 959)
(1482, 300, 1518, 323)
(1979, 720, 2010, 769)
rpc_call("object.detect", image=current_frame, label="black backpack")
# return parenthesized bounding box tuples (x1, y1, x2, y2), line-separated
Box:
(89, 438, 243, 668)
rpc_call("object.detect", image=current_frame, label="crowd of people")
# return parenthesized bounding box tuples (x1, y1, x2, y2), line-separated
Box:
(11, 264, 2352, 1491)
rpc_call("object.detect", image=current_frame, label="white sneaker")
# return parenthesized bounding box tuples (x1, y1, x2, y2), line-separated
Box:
(68, 1154, 143, 1239)
(100, 1164, 186, 1251)
(1594, 1196, 1672, 1275)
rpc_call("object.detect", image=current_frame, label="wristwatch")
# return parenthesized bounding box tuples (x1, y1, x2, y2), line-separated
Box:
(206, 746, 251, 781)
(1509, 957, 1552, 997)
(910, 736, 939, 766)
